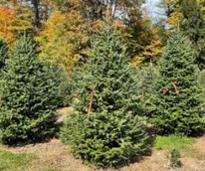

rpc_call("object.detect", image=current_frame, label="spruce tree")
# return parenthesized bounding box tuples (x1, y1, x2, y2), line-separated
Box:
(61, 22, 149, 168)
(151, 32, 205, 135)
(0, 36, 58, 145)
(179, 0, 205, 69)
(0, 39, 7, 69)
(70, 22, 143, 115)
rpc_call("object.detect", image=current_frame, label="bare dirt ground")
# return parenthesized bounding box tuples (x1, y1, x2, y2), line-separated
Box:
(1, 108, 205, 171)
(1, 136, 204, 171)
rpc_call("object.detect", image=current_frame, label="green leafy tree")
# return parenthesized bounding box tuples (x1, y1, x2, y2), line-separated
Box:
(0, 36, 58, 145)
(61, 22, 149, 168)
(151, 32, 205, 135)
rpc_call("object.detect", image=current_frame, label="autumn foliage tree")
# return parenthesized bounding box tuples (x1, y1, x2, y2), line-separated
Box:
(0, 1, 33, 43)
(37, 10, 89, 73)
(49, 0, 160, 67)
(129, 19, 162, 66)
(0, 6, 16, 43)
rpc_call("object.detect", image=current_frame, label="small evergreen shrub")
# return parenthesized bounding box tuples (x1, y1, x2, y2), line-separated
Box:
(151, 32, 205, 135)
(167, 149, 182, 168)
(0, 36, 58, 145)
(61, 22, 150, 168)
(61, 111, 149, 168)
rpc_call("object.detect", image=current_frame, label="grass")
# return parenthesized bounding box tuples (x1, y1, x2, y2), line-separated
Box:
(42, 166, 61, 171)
(154, 135, 195, 151)
(0, 149, 35, 171)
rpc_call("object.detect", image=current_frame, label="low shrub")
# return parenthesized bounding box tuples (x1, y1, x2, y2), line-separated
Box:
(167, 149, 182, 168)
(61, 111, 149, 168)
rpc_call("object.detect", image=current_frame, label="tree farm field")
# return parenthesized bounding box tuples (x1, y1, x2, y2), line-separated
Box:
(0, 108, 204, 171)
(1, 0, 205, 171)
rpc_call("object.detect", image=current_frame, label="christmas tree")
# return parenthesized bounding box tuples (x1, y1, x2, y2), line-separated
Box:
(179, 0, 205, 69)
(0, 36, 58, 145)
(151, 31, 205, 135)
(61, 22, 149, 168)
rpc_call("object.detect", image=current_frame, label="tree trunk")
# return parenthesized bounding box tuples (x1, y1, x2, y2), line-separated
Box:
(32, 0, 40, 29)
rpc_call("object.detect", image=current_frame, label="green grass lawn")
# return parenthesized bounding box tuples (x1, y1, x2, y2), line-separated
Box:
(41, 166, 62, 171)
(0, 149, 35, 171)
(154, 135, 195, 151)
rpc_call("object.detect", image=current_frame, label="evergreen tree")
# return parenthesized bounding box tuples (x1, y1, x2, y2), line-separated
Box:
(61, 22, 149, 168)
(70, 22, 143, 115)
(179, 0, 205, 69)
(151, 32, 205, 135)
(0, 36, 58, 145)
(135, 65, 159, 102)
(0, 39, 7, 69)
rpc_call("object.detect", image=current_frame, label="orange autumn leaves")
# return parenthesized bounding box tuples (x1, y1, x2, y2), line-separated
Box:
(0, 6, 16, 42)
(0, 4, 32, 44)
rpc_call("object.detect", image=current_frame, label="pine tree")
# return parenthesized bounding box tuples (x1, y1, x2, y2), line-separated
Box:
(61, 22, 149, 168)
(0, 39, 7, 69)
(0, 36, 58, 145)
(179, 0, 204, 43)
(151, 32, 205, 135)
(179, 0, 205, 69)
(70, 22, 143, 115)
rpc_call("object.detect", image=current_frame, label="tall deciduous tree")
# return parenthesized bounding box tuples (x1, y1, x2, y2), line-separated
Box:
(0, 6, 16, 43)
(0, 1, 33, 42)
(50, 0, 161, 67)
(36, 10, 89, 73)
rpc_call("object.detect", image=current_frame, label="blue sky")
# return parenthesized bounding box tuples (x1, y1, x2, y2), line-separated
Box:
(144, 0, 167, 23)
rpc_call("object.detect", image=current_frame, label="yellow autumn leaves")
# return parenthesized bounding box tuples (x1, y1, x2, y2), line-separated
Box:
(36, 11, 89, 73)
